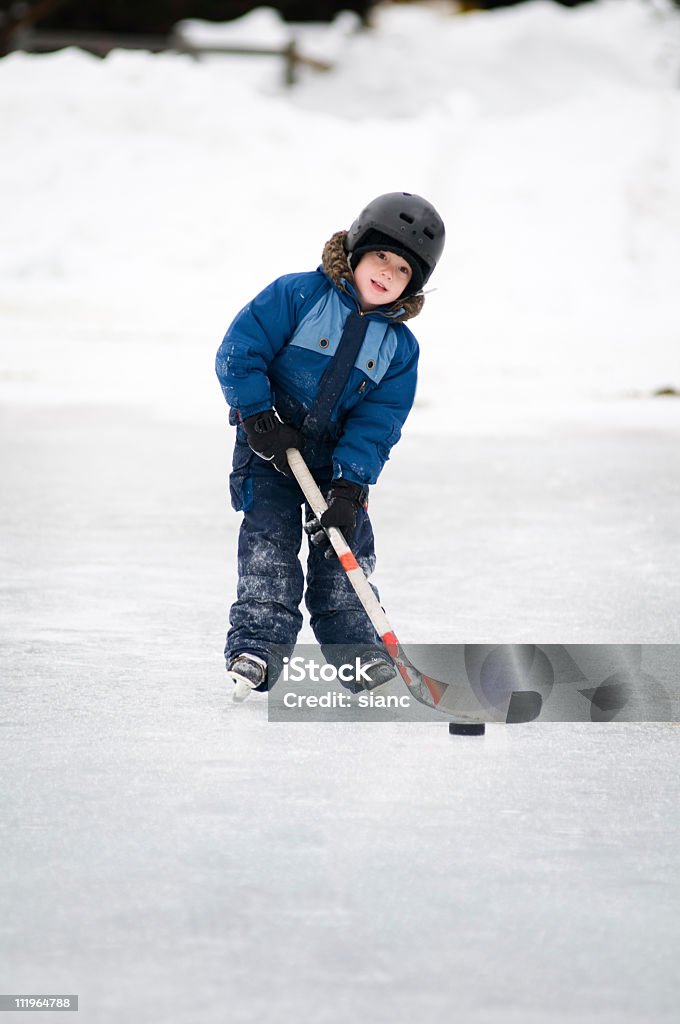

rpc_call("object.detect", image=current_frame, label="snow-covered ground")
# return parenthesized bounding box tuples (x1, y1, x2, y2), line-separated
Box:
(1, 1, 680, 1020)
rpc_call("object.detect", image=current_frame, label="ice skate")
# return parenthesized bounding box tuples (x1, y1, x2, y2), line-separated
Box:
(359, 654, 397, 690)
(227, 653, 267, 703)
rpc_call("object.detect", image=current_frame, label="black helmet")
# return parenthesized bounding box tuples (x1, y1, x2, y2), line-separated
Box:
(346, 192, 445, 290)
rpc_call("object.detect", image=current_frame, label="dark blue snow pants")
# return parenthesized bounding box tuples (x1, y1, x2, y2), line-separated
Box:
(226, 440, 384, 687)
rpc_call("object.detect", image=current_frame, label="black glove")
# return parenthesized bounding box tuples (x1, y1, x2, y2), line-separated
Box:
(242, 410, 303, 475)
(305, 479, 367, 558)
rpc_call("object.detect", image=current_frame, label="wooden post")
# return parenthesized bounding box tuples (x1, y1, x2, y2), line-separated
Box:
(0, 0, 68, 56)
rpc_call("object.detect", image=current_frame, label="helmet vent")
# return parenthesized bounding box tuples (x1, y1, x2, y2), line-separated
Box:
(424, 227, 435, 239)
(399, 212, 415, 224)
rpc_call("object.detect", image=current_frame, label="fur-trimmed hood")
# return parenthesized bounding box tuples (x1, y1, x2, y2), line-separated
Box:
(321, 230, 425, 323)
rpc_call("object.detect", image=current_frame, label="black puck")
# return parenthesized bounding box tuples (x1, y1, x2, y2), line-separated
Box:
(449, 722, 486, 736)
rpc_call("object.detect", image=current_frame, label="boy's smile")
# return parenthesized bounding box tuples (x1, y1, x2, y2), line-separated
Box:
(353, 250, 413, 310)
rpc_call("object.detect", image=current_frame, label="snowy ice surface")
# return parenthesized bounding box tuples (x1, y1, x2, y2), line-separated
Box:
(1, 1, 680, 1021)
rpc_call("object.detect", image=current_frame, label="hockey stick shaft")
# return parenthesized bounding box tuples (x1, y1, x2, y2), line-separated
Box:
(286, 447, 484, 717)
(286, 448, 397, 649)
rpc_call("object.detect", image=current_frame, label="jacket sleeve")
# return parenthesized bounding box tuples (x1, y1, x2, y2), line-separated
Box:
(332, 329, 419, 487)
(215, 274, 318, 419)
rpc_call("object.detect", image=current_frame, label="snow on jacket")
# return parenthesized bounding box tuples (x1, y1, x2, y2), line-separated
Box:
(215, 230, 424, 487)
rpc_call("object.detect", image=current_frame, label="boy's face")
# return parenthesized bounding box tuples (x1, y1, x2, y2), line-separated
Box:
(353, 250, 413, 310)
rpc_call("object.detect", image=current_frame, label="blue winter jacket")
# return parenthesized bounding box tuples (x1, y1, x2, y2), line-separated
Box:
(215, 231, 422, 490)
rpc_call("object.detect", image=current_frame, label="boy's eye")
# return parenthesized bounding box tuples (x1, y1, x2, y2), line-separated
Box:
(376, 251, 386, 260)
(400, 265, 410, 275)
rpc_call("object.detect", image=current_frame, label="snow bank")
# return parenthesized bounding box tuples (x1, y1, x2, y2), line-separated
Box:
(0, 0, 678, 429)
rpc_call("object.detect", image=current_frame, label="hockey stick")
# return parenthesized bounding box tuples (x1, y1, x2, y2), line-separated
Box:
(286, 448, 485, 722)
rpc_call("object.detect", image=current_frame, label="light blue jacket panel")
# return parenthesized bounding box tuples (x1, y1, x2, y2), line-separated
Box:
(215, 270, 419, 486)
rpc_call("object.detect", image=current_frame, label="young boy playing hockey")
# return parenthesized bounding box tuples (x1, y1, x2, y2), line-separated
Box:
(215, 192, 445, 700)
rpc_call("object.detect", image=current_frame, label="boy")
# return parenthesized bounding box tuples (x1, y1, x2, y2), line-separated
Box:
(215, 192, 445, 700)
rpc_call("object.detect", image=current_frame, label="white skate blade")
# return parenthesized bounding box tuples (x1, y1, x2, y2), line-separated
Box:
(228, 671, 258, 703)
